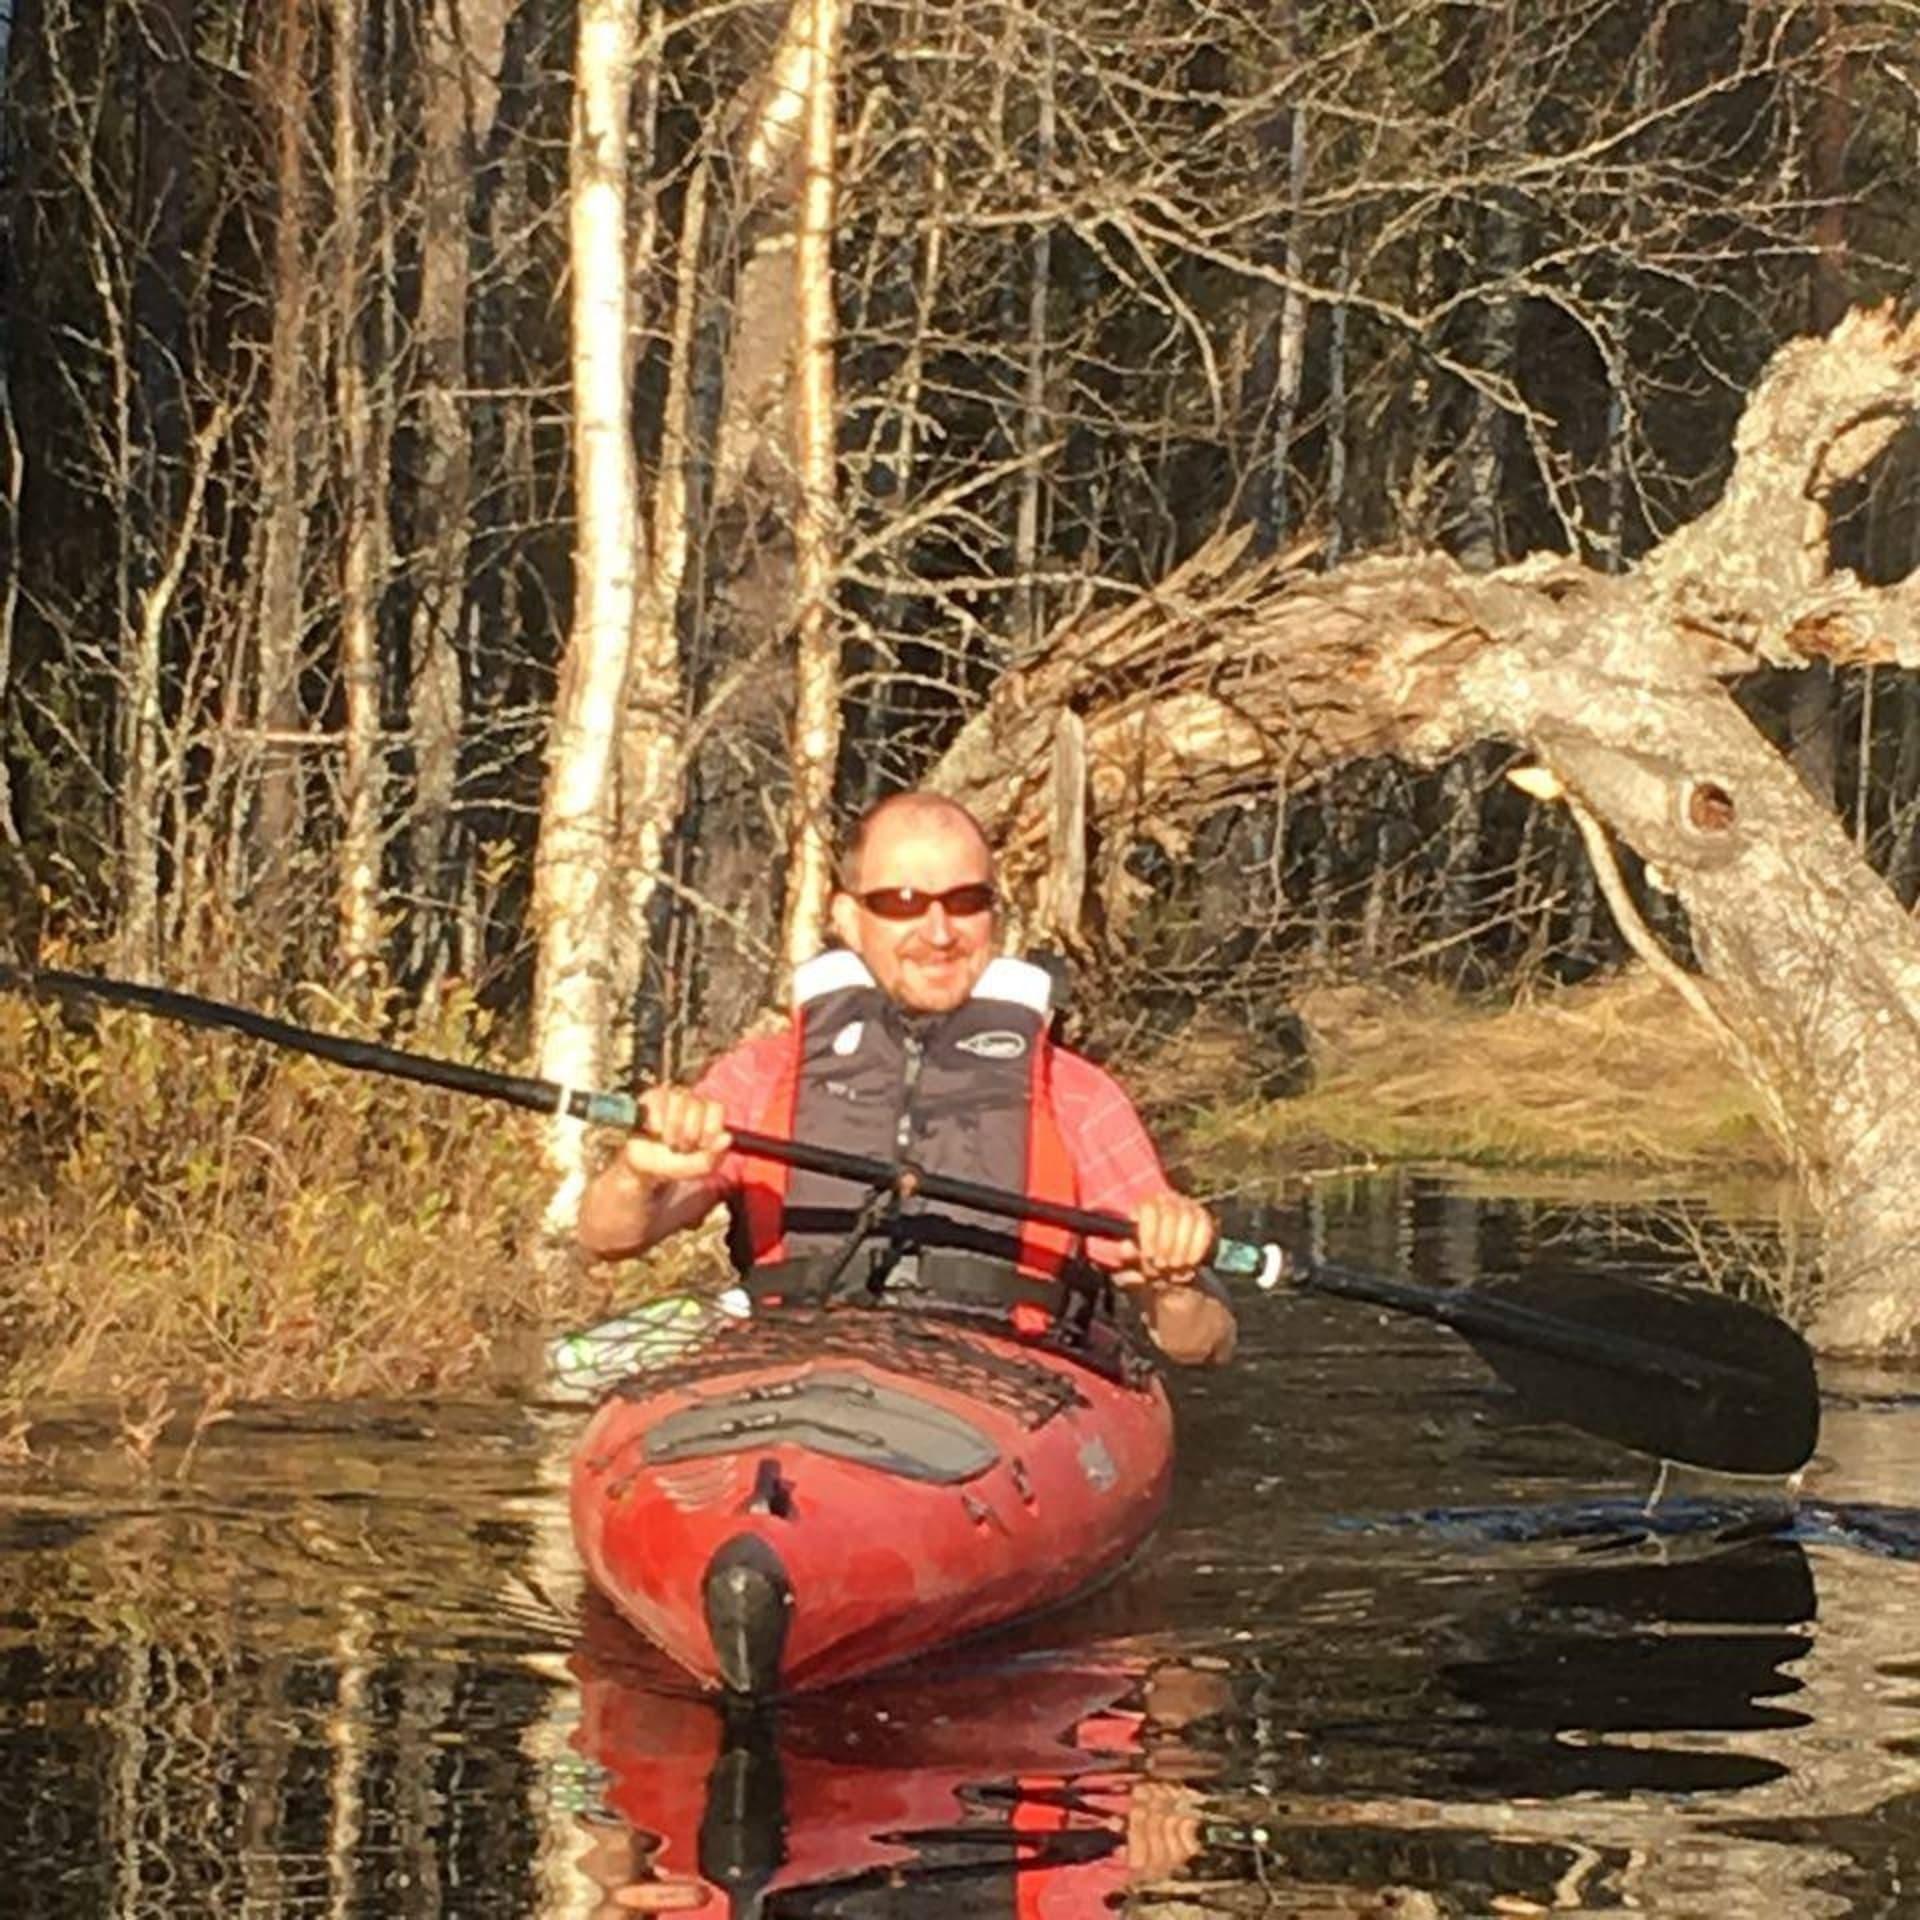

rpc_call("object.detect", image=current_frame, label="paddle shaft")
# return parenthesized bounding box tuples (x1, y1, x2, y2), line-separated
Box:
(0, 963, 1270, 1270)
(1, 962, 1814, 1460)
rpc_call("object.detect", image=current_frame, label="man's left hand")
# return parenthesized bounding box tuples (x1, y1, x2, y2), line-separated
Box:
(1115, 1193, 1237, 1365)
(1119, 1192, 1217, 1284)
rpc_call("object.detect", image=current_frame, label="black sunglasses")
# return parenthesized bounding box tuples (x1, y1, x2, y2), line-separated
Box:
(852, 882, 998, 921)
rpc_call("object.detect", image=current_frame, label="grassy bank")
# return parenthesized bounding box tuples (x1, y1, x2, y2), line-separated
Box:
(0, 987, 708, 1451)
(0, 965, 1781, 1445)
(1173, 968, 1784, 1178)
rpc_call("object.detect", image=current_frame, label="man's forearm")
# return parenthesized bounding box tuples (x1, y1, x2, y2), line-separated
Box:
(577, 1159, 664, 1260)
(1143, 1278, 1238, 1366)
(578, 1154, 724, 1260)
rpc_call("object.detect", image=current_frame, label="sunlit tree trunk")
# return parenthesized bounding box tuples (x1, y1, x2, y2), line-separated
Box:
(120, 407, 228, 979)
(850, 1, 945, 807)
(617, 0, 828, 1017)
(532, 0, 642, 1219)
(1787, 3, 1853, 811)
(333, 0, 384, 976)
(116, 628, 165, 980)
(611, 149, 700, 1027)
(777, 0, 846, 972)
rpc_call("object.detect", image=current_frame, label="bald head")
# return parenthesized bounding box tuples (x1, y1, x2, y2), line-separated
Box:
(839, 793, 994, 893)
(830, 792, 1000, 1012)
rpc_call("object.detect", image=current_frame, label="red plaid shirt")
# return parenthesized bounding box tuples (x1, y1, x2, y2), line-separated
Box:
(693, 1030, 1172, 1264)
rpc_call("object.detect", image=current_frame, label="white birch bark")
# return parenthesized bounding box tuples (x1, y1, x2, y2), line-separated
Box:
(333, 0, 385, 976)
(532, 0, 642, 1223)
(777, 0, 846, 973)
(610, 159, 703, 1022)
(707, 0, 819, 508)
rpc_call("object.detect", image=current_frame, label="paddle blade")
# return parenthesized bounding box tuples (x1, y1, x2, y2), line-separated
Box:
(1468, 1274, 1820, 1477)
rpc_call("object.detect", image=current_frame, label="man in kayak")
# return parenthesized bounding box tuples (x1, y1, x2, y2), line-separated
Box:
(578, 791, 1236, 1365)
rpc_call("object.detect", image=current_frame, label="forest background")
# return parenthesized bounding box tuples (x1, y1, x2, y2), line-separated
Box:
(0, 0, 1917, 1423)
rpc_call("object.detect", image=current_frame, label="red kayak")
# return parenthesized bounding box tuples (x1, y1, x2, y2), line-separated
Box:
(570, 1306, 1172, 1694)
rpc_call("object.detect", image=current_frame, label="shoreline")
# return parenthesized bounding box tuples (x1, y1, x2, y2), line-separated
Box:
(1, 969, 1789, 1434)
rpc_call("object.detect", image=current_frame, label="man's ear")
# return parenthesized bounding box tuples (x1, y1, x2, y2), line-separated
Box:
(827, 888, 860, 950)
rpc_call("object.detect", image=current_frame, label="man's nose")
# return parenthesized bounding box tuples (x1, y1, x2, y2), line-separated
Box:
(921, 903, 956, 942)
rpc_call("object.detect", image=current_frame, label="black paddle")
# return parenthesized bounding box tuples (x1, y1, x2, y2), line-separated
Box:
(1291, 1262, 1819, 1477)
(0, 962, 1821, 1474)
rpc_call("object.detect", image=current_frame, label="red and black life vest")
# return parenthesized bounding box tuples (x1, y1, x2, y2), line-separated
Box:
(727, 951, 1081, 1293)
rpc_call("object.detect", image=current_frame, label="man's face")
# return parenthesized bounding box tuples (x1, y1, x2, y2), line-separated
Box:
(829, 809, 998, 1013)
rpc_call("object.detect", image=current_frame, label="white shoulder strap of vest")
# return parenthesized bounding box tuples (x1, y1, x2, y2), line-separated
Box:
(973, 955, 1053, 1015)
(791, 948, 1054, 1014)
(792, 948, 877, 1005)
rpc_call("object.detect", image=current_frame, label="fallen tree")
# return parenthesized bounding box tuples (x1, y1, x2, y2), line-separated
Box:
(933, 306, 1920, 1353)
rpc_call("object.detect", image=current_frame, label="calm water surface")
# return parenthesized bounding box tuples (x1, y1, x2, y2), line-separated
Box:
(5, 1173, 1920, 1917)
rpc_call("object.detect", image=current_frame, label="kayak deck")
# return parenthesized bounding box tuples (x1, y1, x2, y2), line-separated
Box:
(570, 1308, 1173, 1695)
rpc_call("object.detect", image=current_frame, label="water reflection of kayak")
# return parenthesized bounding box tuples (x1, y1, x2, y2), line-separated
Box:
(570, 1307, 1173, 1695)
(570, 1620, 1222, 1918)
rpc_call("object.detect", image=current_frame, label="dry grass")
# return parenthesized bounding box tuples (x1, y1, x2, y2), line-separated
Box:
(0, 985, 713, 1448)
(1179, 968, 1785, 1174)
(0, 963, 1783, 1441)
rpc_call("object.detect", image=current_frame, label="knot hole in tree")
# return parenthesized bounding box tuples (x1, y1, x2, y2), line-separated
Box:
(1686, 780, 1737, 835)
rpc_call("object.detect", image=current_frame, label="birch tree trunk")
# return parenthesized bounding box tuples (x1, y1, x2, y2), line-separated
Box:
(531, 0, 641, 1220)
(777, 0, 846, 972)
(611, 150, 700, 1031)
(333, 0, 385, 977)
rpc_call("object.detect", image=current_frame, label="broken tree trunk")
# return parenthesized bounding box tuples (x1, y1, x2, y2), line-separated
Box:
(932, 306, 1920, 1352)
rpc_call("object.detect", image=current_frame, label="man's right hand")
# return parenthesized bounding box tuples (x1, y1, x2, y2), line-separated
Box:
(619, 1085, 732, 1185)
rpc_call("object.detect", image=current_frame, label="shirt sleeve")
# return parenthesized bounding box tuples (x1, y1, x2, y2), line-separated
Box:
(1049, 1051, 1174, 1265)
(691, 1030, 792, 1199)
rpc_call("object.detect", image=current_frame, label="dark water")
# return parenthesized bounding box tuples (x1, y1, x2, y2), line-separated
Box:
(4, 1173, 1920, 1918)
